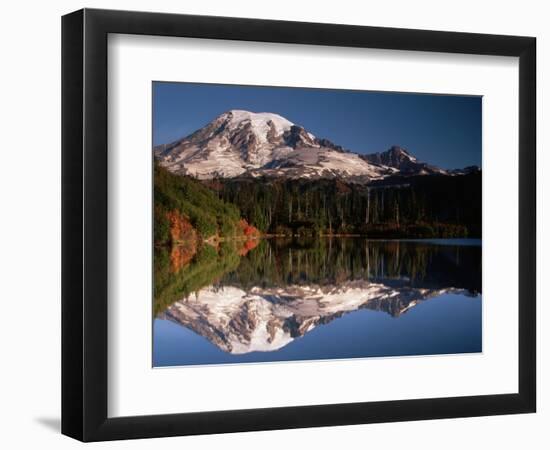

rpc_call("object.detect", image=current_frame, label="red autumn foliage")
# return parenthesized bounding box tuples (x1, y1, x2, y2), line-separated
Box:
(238, 239, 260, 256)
(238, 219, 260, 237)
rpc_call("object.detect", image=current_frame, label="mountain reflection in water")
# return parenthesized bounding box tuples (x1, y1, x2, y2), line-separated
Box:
(153, 238, 481, 365)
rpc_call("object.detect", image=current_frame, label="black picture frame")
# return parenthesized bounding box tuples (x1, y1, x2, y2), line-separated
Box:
(62, 8, 536, 442)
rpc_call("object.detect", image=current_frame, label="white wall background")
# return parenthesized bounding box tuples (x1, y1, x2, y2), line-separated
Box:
(0, 0, 546, 448)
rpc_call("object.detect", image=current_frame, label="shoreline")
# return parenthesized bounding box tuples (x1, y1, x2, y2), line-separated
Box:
(262, 233, 480, 240)
(157, 234, 481, 249)
(163, 230, 482, 246)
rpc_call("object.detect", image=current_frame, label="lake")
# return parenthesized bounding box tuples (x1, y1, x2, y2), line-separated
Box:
(153, 238, 481, 367)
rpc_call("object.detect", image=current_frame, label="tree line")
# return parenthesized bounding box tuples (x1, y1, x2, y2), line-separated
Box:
(214, 173, 481, 238)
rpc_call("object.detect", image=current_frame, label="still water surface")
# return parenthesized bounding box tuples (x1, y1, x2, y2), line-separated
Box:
(153, 238, 481, 367)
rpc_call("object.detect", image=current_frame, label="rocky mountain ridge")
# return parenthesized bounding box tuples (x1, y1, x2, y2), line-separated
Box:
(154, 110, 479, 182)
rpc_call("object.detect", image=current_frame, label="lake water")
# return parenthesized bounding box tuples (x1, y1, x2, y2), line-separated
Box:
(153, 238, 481, 367)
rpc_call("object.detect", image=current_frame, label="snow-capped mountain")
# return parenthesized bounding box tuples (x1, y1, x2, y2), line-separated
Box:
(361, 145, 447, 176)
(154, 110, 471, 181)
(160, 281, 470, 354)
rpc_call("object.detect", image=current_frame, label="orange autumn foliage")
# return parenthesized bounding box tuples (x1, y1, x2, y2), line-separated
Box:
(170, 244, 197, 273)
(166, 210, 196, 243)
(238, 219, 260, 237)
(239, 239, 259, 256)
(165, 210, 198, 273)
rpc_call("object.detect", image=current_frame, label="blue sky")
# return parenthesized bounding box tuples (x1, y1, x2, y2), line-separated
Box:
(153, 82, 481, 169)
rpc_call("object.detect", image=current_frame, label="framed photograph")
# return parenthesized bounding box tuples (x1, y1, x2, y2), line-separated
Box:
(62, 8, 536, 442)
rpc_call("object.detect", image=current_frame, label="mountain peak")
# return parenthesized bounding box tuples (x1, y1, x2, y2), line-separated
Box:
(387, 145, 415, 159)
(220, 110, 294, 135)
(362, 146, 415, 166)
(154, 110, 453, 181)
